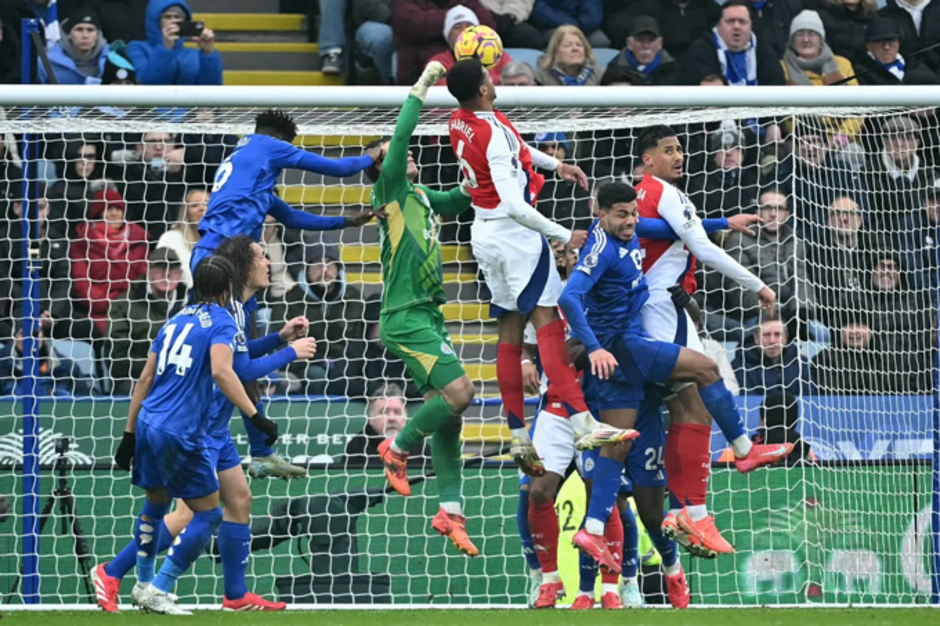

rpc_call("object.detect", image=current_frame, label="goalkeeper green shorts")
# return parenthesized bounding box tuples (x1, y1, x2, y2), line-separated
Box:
(379, 304, 466, 396)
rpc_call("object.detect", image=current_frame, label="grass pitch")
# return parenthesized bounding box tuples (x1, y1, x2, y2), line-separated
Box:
(2, 609, 938, 626)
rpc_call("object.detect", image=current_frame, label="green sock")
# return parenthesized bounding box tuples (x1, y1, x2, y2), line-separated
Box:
(394, 394, 460, 450)
(431, 417, 463, 506)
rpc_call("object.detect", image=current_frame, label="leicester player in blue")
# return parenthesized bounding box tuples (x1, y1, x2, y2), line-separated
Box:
(110, 256, 279, 615)
(558, 181, 753, 608)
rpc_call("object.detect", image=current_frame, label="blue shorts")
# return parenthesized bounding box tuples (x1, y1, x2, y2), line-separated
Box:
(132, 421, 219, 500)
(208, 432, 243, 473)
(589, 333, 680, 411)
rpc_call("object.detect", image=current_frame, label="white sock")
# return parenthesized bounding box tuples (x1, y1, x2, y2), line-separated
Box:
(529, 568, 542, 579)
(542, 570, 560, 584)
(623, 576, 638, 587)
(440, 502, 462, 516)
(585, 517, 605, 535)
(390, 440, 405, 455)
(663, 561, 681, 576)
(570, 411, 597, 435)
(669, 508, 682, 517)
(601, 583, 618, 595)
(731, 435, 752, 458)
(686, 505, 708, 521)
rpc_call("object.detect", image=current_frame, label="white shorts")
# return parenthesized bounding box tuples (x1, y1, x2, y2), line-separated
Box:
(642, 297, 704, 397)
(471, 218, 563, 316)
(531, 411, 576, 477)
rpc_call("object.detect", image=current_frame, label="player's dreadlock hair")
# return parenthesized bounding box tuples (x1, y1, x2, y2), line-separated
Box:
(636, 124, 678, 157)
(255, 109, 298, 143)
(363, 136, 390, 184)
(447, 58, 487, 104)
(213, 235, 256, 300)
(192, 255, 235, 307)
(595, 180, 637, 210)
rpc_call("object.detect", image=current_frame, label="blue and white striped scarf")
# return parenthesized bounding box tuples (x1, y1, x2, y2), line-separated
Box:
(712, 28, 757, 86)
(31, 0, 60, 46)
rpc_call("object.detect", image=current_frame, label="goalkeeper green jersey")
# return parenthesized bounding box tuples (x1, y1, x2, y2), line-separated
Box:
(371, 94, 471, 314)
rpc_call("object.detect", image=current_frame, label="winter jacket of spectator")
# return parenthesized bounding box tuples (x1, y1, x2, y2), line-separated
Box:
(853, 52, 939, 85)
(781, 54, 863, 141)
(807, 231, 873, 328)
(79, 0, 148, 43)
(107, 155, 186, 241)
(682, 33, 786, 85)
(0, 15, 21, 84)
(792, 155, 867, 241)
(39, 35, 110, 85)
(879, 0, 940, 72)
(0, 339, 91, 397)
(898, 206, 939, 292)
(180, 132, 237, 187)
(391, 0, 495, 85)
(343, 422, 430, 469)
(733, 342, 813, 397)
(127, 0, 222, 85)
(427, 48, 513, 84)
(722, 222, 815, 322)
(70, 220, 149, 333)
(353, 0, 391, 26)
(750, 0, 808, 56)
(480, 0, 533, 23)
(863, 153, 936, 235)
(608, 48, 681, 86)
(811, 342, 881, 394)
(529, 0, 602, 33)
(534, 56, 600, 85)
(107, 275, 185, 384)
(686, 164, 759, 221)
(818, 2, 876, 60)
(614, 0, 719, 62)
(47, 142, 107, 241)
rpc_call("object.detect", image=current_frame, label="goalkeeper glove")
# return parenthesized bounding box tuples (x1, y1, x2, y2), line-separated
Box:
(247, 408, 279, 446)
(410, 61, 446, 101)
(114, 431, 135, 471)
(509, 428, 545, 477)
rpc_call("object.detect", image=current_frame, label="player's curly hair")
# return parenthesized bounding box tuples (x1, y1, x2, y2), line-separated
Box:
(255, 108, 298, 143)
(446, 58, 486, 103)
(596, 180, 637, 209)
(192, 255, 235, 306)
(214, 235, 257, 300)
(636, 124, 677, 157)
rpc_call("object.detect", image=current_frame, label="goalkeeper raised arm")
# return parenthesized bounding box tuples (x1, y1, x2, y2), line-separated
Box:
(366, 62, 479, 557)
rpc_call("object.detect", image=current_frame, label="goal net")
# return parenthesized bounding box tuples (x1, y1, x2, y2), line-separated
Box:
(0, 87, 936, 608)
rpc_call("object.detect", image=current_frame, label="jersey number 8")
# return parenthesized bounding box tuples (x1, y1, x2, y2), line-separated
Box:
(158, 323, 195, 377)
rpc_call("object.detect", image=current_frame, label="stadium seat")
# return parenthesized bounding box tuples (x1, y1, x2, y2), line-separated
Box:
(504, 48, 542, 72)
(593, 48, 620, 68)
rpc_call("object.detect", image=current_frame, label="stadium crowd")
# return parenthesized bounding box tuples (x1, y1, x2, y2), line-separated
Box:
(0, 0, 937, 399)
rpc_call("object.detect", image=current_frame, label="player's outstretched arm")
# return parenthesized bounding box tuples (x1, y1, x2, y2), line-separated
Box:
(268, 195, 346, 231)
(418, 183, 472, 217)
(232, 337, 317, 382)
(277, 140, 376, 178)
(528, 145, 589, 191)
(636, 216, 730, 241)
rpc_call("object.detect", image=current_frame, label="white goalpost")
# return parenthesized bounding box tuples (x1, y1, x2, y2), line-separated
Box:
(0, 85, 937, 608)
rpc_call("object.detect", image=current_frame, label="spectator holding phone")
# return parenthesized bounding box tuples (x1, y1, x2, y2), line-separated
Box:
(127, 0, 222, 86)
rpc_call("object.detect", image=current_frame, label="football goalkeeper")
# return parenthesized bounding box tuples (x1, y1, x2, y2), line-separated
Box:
(366, 61, 479, 557)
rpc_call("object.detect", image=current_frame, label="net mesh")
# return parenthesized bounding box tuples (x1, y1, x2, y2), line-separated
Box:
(0, 101, 935, 606)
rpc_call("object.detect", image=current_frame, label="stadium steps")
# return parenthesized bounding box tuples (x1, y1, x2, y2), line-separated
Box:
(185, 42, 320, 72)
(223, 71, 340, 86)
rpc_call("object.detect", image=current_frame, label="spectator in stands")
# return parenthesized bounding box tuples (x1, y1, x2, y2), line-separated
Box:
(599, 63, 643, 86)
(753, 391, 814, 465)
(808, 196, 872, 330)
(818, 0, 879, 61)
(529, 0, 608, 48)
(39, 9, 110, 85)
(500, 59, 536, 85)
(106, 247, 186, 394)
(733, 318, 813, 396)
(686, 124, 759, 221)
(260, 215, 296, 304)
(533, 132, 591, 230)
(683, 0, 786, 86)
(0, 322, 92, 396)
(722, 188, 815, 333)
(127, 0, 222, 86)
(352, 0, 394, 84)
(879, 0, 940, 74)
(427, 5, 513, 83)
(0, 0, 60, 47)
(70, 188, 149, 335)
(603, 0, 719, 65)
(782, 10, 858, 87)
(101, 46, 137, 84)
(0, 14, 22, 84)
(343, 382, 429, 467)
(854, 17, 939, 85)
(47, 140, 106, 241)
(748, 0, 806, 56)
(864, 114, 935, 235)
(481, 0, 541, 49)
(155, 187, 207, 287)
(899, 185, 940, 292)
(179, 108, 237, 187)
(319, 0, 347, 75)
(273, 243, 366, 397)
(534, 25, 599, 86)
(607, 16, 681, 86)
(391, 0, 495, 86)
(811, 315, 880, 394)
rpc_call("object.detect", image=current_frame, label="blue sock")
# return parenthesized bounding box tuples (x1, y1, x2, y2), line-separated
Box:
(579, 549, 599, 593)
(647, 523, 678, 569)
(153, 507, 223, 593)
(699, 380, 746, 443)
(218, 521, 251, 600)
(516, 489, 541, 571)
(106, 520, 174, 579)
(620, 505, 639, 579)
(585, 456, 625, 529)
(243, 403, 274, 458)
(134, 500, 170, 584)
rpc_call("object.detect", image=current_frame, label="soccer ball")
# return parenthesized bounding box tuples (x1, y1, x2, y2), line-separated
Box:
(454, 25, 503, 69)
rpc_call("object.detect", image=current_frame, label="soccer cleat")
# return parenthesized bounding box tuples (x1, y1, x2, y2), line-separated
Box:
(222, 591, 287, 611)
(431, 508, 479, 557)
(620, 579, 645, 608)
(131, 582, 179, 608)
(378, 438, 411, 496)
(91, 562, 120, 613)
(526, 570, 542, 608)
(601, 591, 623, 609)
(569, 593, 594, 609)
(248, 452, 307, 480)
(734, 443, 794, 473)
(663, 511, 713, 559)
(534, 581, 565, 608)
(676, 507, 733, 557)
(571, 412, 639, 451)
(133, 584, 192, 616)
(664, 565, 691, 609)
(572, 528, 621, 573)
